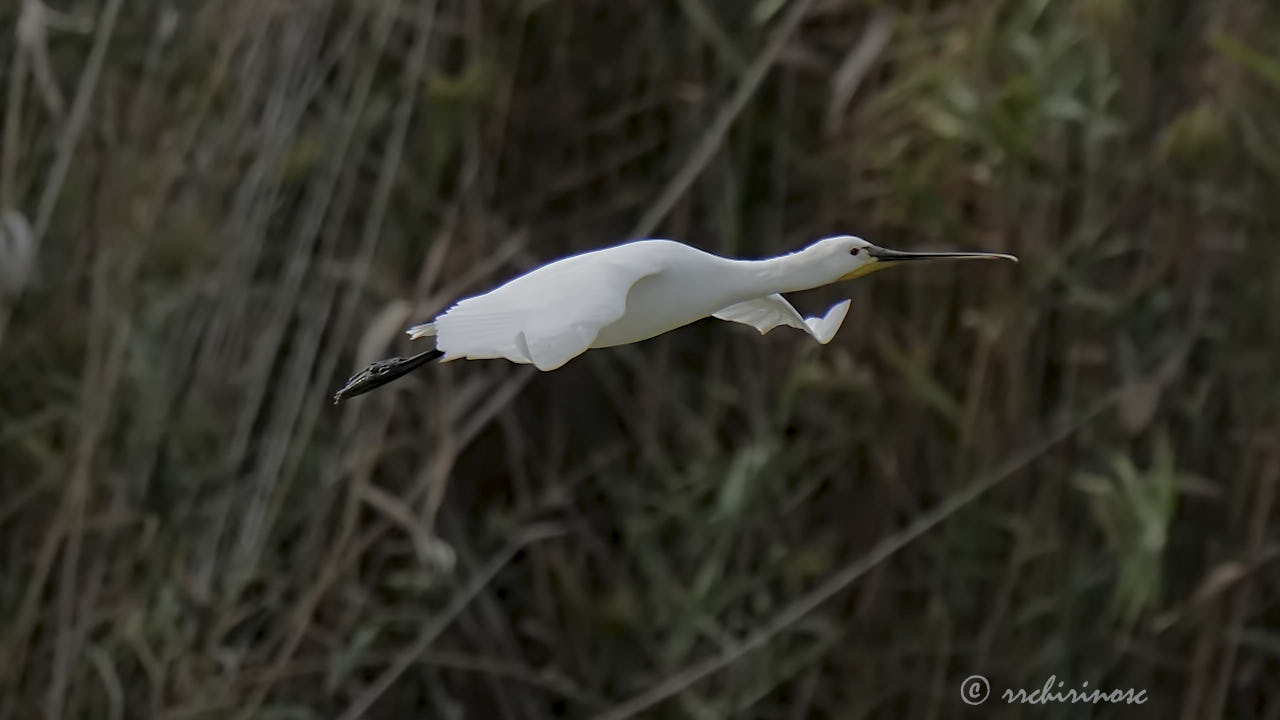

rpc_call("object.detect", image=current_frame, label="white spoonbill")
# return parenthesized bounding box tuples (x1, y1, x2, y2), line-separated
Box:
(333, 235, 1016, 402)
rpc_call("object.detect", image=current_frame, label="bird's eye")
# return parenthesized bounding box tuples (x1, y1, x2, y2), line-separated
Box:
(850, 248, 860, 256)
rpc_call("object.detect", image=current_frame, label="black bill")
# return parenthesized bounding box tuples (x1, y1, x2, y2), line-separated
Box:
(867, 246, 1018, 263)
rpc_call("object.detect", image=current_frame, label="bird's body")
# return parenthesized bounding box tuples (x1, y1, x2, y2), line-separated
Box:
(588, 241, 748, 348)
(333, 236, 1015, 402)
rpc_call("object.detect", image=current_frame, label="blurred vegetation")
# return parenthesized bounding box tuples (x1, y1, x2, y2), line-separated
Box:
(1, 0, 1279, 718)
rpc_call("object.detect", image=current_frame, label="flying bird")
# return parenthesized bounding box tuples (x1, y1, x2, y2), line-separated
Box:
(333, 236, 1016, 403)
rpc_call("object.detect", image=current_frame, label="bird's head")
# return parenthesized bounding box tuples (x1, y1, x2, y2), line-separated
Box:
(807, 235, 1018, 283)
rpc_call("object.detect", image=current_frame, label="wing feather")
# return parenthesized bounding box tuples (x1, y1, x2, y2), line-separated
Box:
(713, 294, 850, 344)
(431, 253, 662, 370)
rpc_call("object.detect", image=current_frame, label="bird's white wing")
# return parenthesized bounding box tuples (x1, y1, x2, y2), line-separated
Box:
(713, 294, 850, 345)
(432, 255, 662, 371)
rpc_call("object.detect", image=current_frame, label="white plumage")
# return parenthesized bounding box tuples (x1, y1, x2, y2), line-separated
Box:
(410, 236, 1013, 370)
(334, 235, 1015, 401)
(712, 296, 851, 345)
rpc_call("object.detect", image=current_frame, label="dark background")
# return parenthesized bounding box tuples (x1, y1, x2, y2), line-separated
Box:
(1, 0, 1278, 718)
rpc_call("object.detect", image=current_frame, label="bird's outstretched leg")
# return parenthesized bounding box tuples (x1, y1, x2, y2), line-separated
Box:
(332, 348, 444, 404)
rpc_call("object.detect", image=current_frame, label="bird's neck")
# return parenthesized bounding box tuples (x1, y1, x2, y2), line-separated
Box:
(738, 247, 834, 295)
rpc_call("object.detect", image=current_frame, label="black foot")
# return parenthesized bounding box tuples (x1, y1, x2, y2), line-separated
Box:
(332, 349, 444, 404)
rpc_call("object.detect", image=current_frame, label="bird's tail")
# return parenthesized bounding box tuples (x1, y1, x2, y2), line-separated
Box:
(407, 322, 436, 340)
